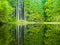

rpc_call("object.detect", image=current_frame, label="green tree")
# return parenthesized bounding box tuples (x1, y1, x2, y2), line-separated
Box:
(0, 0, 13, 22)
(24, 0, 44, 22)
(45, 0, 60, 22)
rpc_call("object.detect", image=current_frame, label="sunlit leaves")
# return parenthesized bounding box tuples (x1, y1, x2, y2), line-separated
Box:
(0, 0, 13, 22)
(45, 0, 60, 22)
(24, 0, 44, 22)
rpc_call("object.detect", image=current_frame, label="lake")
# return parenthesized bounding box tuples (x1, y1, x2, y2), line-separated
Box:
(0, 24, 60, 45)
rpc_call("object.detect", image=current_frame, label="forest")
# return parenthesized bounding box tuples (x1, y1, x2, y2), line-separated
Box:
(0, 0, 60, 45)
(0, 0, 60, 23)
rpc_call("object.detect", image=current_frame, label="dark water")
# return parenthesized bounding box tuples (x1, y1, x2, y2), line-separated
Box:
(0, 24, 60, 45)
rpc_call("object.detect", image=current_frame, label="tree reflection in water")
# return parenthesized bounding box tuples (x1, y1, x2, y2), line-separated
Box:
(0, 24, 17, 45)
(0, 24, 60, 45)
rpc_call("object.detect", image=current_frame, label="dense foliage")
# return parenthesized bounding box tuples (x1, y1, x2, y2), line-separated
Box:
(0, 0, 60, 45)
(45, 0, 60, 22)
(24, 0, 60, 22)
(0, 0, 60, 22)
(24, 0, 44, 22)
(0, 0, 13, 22)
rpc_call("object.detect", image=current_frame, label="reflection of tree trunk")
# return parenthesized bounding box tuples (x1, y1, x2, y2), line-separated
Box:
(16, 25, 26, 45)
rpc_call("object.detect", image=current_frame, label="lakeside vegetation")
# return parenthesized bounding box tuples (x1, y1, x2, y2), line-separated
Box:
(0, 0, 60, 45)
(0, 0, 60, 24)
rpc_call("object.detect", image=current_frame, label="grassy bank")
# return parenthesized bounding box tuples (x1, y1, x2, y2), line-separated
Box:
(8, 20, 60, 25)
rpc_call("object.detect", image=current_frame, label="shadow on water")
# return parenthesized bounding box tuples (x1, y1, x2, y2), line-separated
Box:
(0, 24, 60, 45)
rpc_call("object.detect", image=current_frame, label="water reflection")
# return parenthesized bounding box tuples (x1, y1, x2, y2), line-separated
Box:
(0, 24, 60, 45)
(24, 24, 44, 45)
(0, 24, 18, 45)
(16, 25, 25, 45)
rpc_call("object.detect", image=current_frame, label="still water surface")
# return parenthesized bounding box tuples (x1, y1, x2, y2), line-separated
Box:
(0, 24, 60, 45)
